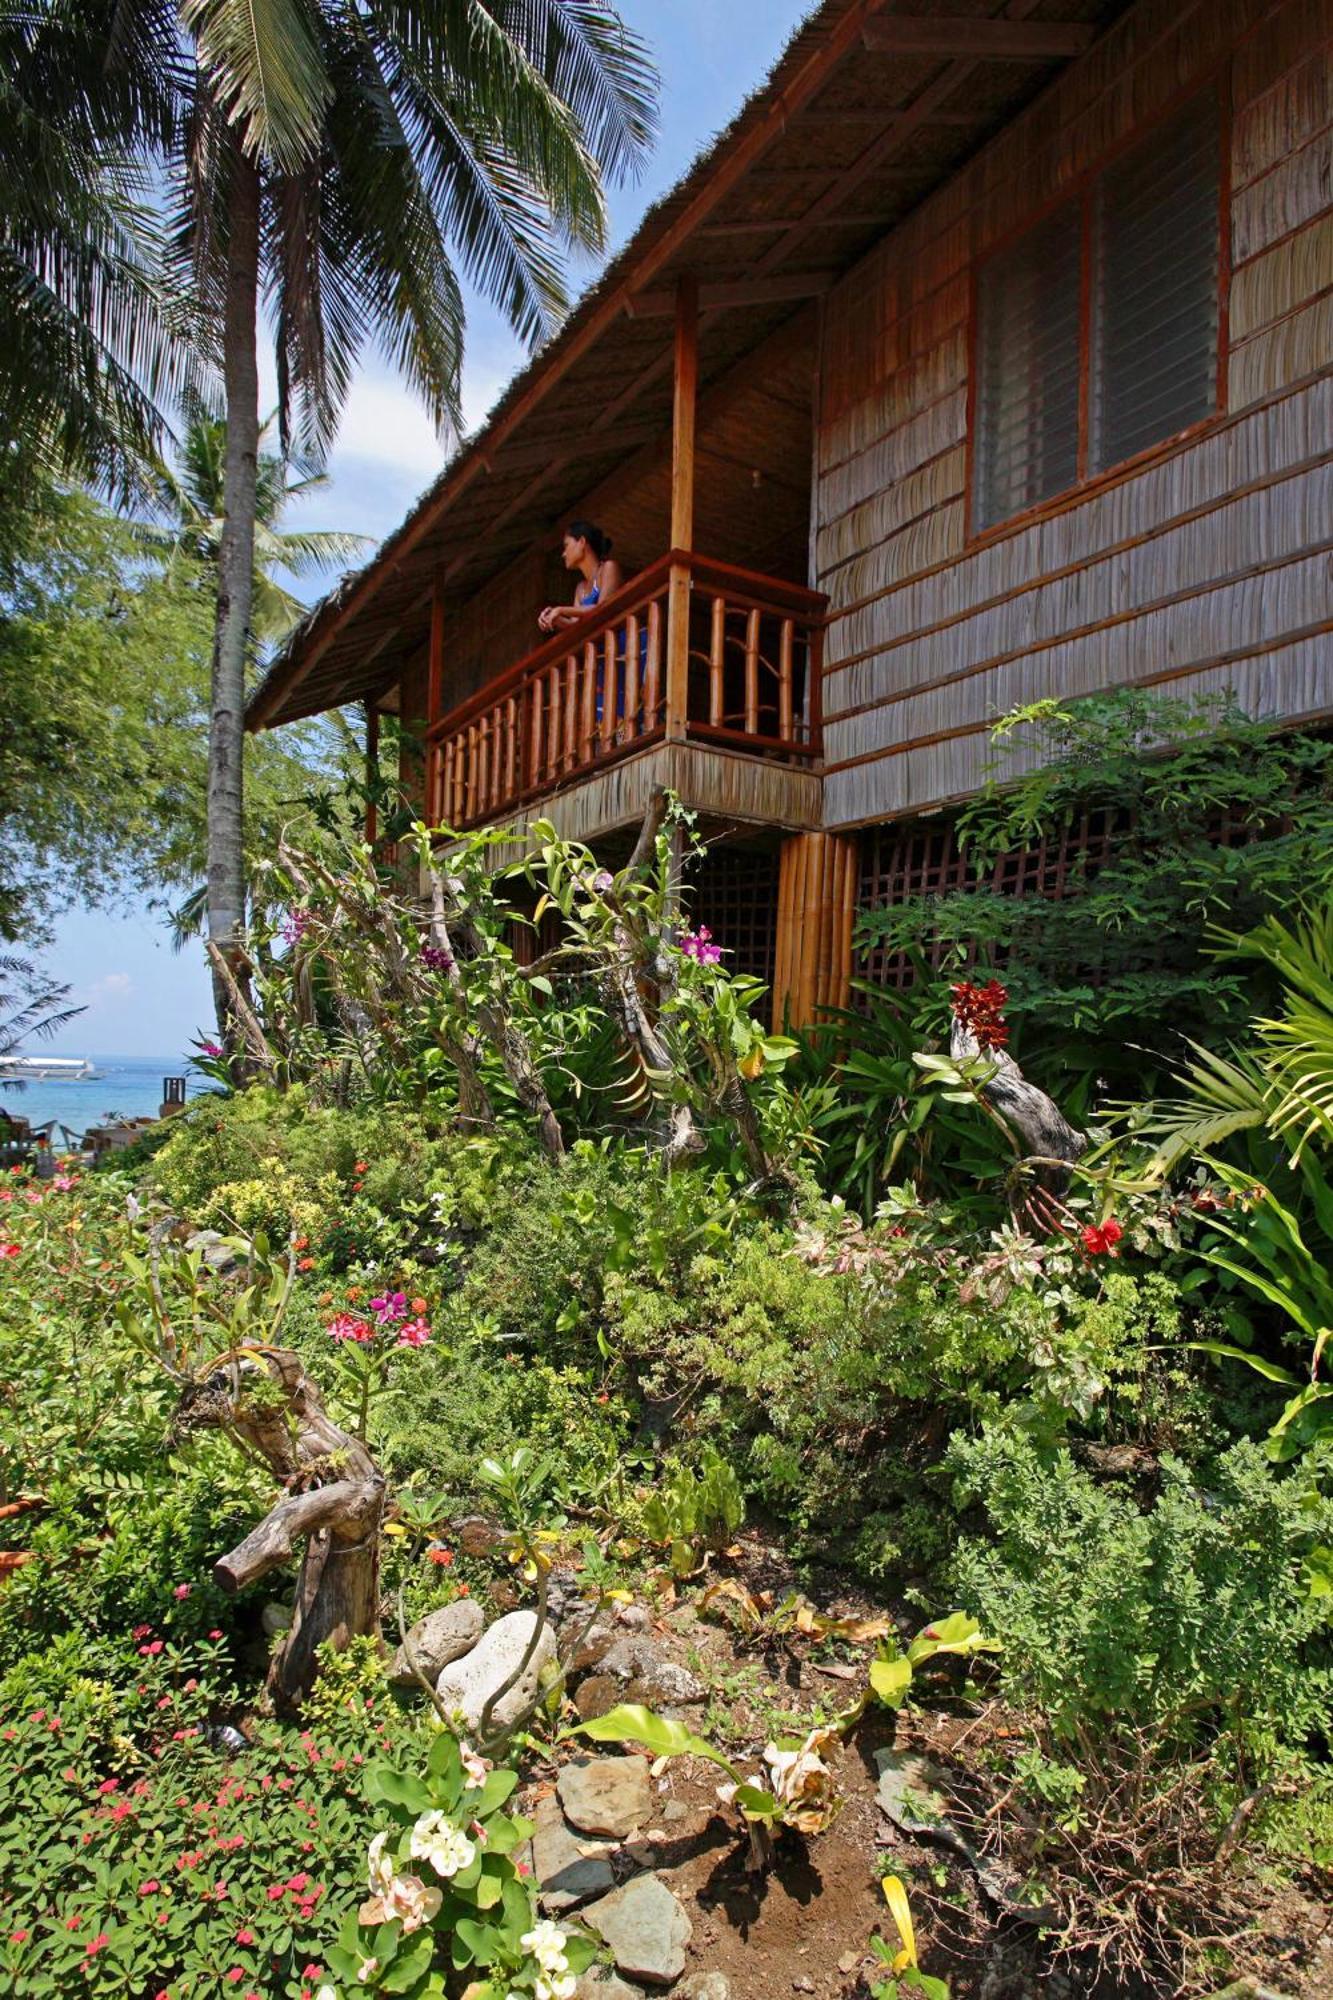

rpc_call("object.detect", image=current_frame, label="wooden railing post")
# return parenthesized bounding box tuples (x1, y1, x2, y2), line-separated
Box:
(665, 273, 697, 742)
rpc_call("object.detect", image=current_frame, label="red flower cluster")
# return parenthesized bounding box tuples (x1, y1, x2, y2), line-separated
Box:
(950, 978, 1010, 1050)
(1081, 1217, 1124, 1257)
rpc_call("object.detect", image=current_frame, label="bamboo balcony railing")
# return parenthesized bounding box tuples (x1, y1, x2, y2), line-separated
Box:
(426, 552, 826, 830)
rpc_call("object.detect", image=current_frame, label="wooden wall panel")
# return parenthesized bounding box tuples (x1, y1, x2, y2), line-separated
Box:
(814, 0, 1333, 834)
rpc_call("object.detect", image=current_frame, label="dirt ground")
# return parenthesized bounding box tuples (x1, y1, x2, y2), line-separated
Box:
(537, 1528, 1333, 2000)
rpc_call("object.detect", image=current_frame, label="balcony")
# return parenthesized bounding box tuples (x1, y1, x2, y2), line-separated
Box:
(426, 551, 826, 840)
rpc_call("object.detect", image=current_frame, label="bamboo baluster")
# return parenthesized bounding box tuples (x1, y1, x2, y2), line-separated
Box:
(778, 618, 795, 742)
(744, 606, 761, 736)
(528, 675, 544, 789)
(482, 713, 495, 818)
(625, 614, 641, 739)
(644, 597, 663, 727)
(709, 595, 725, 725)
(547, 666, 562, 779)
(599, 628, 617, 752)
(504, 695, 518, 803)
(562, 651, 578, 773)
(460, 722, 473, 824)
(580, 638, 597, 761)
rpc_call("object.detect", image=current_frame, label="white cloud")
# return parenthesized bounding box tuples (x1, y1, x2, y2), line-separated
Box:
(328, 374, 447, 485)
(87, 972, 134, 1005)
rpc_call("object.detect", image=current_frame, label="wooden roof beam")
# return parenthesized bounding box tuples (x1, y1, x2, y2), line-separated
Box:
(627, 269, 836, 317)
(862, 18, 1094, 59)
(698, 210, 915, 237)
(751, 0, 1054, 277)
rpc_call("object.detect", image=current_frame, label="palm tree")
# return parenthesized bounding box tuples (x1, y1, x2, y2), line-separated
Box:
(178, 0, 659, 1038)
(0, 2, 195, 508)
(7, 2, 658, 1036)
(138, 408, 370, 646)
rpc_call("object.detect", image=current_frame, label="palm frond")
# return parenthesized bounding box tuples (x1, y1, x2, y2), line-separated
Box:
(1135, 1041, 1273, 1175)
(182, 0, 331, 172)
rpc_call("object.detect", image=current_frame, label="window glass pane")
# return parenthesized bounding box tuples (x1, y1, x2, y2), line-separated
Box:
(974, 205, 1082, 530)
(1091, 95, 1221, 470)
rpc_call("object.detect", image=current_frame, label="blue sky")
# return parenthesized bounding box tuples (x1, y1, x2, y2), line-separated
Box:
(35, 0, 814, 1059)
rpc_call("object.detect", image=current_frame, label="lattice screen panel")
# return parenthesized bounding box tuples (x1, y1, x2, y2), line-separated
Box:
(686, 845, 780, 989)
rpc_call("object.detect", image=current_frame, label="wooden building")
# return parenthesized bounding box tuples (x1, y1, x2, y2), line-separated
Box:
(248, 0, 1333, 1024)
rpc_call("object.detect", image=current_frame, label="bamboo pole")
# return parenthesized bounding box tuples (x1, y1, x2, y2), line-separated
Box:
(645, 597, 663, 726)
(562, 653, 577, 773)
(625, 613, 641, 737)
(529, 676, 544, 788)
(600, 628, 617, 751)
(580, 639, 596, 760)
(708, 595, 725, 723)
(744, 606, 761, 736)
(504, 695, 518, 802)
(778, 619, 794, 742)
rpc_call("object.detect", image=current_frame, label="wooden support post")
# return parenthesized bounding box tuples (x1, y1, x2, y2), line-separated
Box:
(772, 832, 858, 1032)
(364, 703, 379, 844)
(428, 575, 445, 724)
(665, 274, 698, 743)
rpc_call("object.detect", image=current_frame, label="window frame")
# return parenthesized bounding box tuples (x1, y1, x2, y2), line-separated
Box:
(964, 72, 1232, 547)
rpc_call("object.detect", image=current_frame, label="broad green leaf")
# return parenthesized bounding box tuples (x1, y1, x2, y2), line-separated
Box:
(869, 1656, 914, 1707)
(570, 1703, 738, 1776)
(1186, 1340, 1300, 1385)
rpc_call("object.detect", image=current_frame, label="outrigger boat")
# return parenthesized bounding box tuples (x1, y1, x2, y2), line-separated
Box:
(0, 1055, 97, 1082)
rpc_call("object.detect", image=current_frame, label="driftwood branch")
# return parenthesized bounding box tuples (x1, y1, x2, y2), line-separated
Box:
(172, 1346, 385, 1711)
(204, 940, 275, 1073)
(950, 1019, 1086, 1191)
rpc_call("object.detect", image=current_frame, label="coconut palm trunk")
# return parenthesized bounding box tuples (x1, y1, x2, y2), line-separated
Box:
(207, 142, 261, 1035)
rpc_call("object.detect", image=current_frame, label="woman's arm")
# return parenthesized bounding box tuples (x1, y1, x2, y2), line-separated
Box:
(537, 561, 623, 633)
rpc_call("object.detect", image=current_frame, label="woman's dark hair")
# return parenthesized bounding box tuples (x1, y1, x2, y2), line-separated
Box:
(567, 518, 612, 560)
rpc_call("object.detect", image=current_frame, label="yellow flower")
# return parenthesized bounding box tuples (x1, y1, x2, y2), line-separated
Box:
(881, 1873, 918, 1971)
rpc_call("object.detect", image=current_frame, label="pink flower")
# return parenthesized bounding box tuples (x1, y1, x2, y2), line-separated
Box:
(139, 1882, 160, 1896)
(97, 1778, 119, 1795)
(225, 1968, 244, 1985)
(327, 1313, 373, 1345)
(10, 1930, 29, 1944)
(0, 1244, 20, 1258)
(209, 1629, 223, 1641)
(679, 925, 723, 965)
(173, 1584, 191, 1600)
(234, 1928, 255, 1946)
(133, 1625, 152, 1640)
(369, 1290, 407, 1325)
(396, 1318, 431, 1348)
(85, 1933, 110, 1956)
(199, 1040, 223, 1059)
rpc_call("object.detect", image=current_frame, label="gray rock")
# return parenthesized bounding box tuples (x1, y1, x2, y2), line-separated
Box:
(599, 1636, 659, 1682)
(435, 1609, 556, 1733)
(558, 1756, 653, 1838)
(531, 1796, 617, 1913)
(632, 1659, 705, 1705)
(567, 1619, 617, 1672)
(574, 1972, 645, 2000)
(583, 1874, 692, 1988)
(616, 1603, 650, 1630)
(390, 1598, 485, 1686)
(184, 1229, 242, 1274)
(681, 1978, 731, 2000)
(260, 1601, 292, 1636)
(661, 1799, 690, 1824)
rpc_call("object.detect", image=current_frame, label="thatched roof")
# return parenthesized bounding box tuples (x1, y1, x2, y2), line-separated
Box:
(248, 0, 1129, 731)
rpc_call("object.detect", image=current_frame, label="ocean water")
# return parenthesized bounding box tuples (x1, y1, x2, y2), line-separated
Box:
(0, 1054, 209, 1144)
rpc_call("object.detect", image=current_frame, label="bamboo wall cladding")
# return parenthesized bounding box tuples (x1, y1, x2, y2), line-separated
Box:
(772, 831, 858, 1031)
(813, 0, 1333, 834)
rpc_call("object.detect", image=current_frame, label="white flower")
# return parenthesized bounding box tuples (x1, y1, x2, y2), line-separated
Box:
(521, 1918, 570, 1973)
(410, 1807, 476, 1879)
(355, 1957, 379, 1984)
(535, 1976, 576, 2000)
(315, 1987, 338, 2000)
(366, 1829, 395, 1894)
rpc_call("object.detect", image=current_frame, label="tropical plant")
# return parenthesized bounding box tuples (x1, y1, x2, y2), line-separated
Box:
(137, 407, 369, 645)
(0, 3, 194, 505)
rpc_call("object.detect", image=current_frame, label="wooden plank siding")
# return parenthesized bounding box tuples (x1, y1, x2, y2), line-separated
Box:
(813, 0, 1333, 834)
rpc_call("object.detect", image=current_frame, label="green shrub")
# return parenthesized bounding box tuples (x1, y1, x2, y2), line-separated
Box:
(948, 1427, 1333, 1769)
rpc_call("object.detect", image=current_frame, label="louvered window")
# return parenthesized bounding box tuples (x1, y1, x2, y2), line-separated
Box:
(973, 92, 1222, 532)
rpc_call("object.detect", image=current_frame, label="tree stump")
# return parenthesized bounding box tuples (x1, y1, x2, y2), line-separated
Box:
(172, 1347, 385, 1712)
